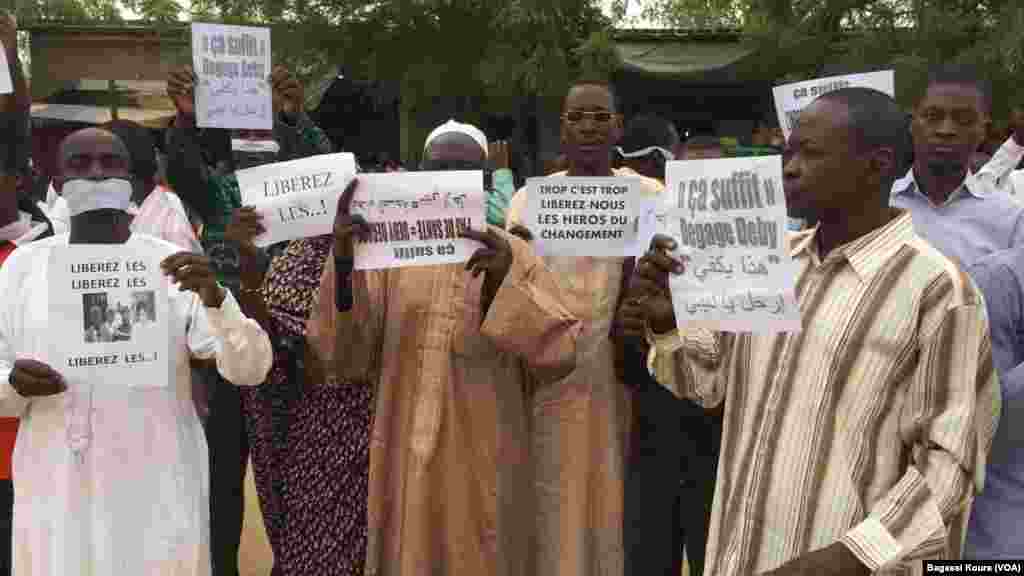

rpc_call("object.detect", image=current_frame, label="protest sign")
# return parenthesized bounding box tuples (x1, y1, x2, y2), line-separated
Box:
(48, 244, 170, 388)
(773, 70, 894, 140)
(661, 156, 801, 333)
(351, 171, 486, 270)
(236, 152, 358, 247)
(191, 23, 272, 130)
(523, 176, 657, 257)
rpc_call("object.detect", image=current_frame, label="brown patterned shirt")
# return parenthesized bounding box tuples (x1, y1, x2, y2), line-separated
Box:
(647, 210, 1001, 576)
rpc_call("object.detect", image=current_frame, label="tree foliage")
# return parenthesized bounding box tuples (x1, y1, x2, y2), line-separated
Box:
(638, 0, 1024, 122)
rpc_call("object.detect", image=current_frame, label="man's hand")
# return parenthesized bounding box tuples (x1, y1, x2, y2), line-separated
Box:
(9, 359, 66, 397)
(508, 225, 533, 242)
(630, 234, 685, 335)
(333, 179, 370, 259)
(756, 543, 871, 576)
(270, 66, 303, 119)
(167, 66, 197, 119)
(162, 252, 226, 308)
(225, 206, 266, 286)
(460, 227, 515, 316)
(488, 140, 510, 171)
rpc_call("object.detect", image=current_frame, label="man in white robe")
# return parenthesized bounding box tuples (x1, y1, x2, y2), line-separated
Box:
(0, 127, 273, 576)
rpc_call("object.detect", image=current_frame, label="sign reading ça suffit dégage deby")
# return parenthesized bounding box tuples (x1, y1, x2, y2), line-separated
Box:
(349, 171, 486, 270)
(773, 70, 895, 140)
(661, 156, 802, 333)
(235, 152, 358, 247)
(523, 176, 658, 257)
(48, 243, 170, 389)
(191, 22, 272, 130)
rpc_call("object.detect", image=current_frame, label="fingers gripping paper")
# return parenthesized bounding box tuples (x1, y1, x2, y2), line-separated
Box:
(660, 156, 802, 333)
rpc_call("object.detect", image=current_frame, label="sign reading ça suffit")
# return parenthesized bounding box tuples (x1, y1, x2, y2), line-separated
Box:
(235, 153, 358, 247)
(191, 22, 272, 130)
(523, 176, 658, 257)
(661, 156, 802, 333)
(773, 70, 895, 140)
(349, 171, 486, 270)
(48, 243, 170, 389)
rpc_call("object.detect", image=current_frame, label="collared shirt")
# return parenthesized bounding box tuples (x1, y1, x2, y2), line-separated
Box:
(891, 168, 1024, 267)
(130, 185, 203, 253)
(647, 211, 1000, 576)
(964, 248, 1024, 559)
(976, 136, 1024, 196)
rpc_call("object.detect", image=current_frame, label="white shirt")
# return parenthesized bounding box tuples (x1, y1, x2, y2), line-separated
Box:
(0, 233, 273, 576)
(977, 136, 1024, 198)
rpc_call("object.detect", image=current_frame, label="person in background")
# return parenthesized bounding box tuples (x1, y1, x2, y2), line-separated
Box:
(682, 133, 724, 160)
(892, 64, 1024, 267)
(506, 78, 665, 576)
(963, 241, 1024, 559)
(0, 126, 273, 575)
(614, 114, 680, 182)
(165, 63, 334, 576)
(973, 107, 1024, 197)
(309, 120, 581, 576)
(614, 113, 715, 576)
(631, 87, 999, 576)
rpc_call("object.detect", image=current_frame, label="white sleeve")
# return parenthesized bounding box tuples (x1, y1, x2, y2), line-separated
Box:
(978, 137, 1024, 189)
(187, 290, 273, 386)
(0, 261, 30, 417)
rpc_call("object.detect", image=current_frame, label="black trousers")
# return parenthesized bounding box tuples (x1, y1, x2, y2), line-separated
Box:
(201, 368, 250, 576)
(623, 344, 721, 576)
(0, 479, 10, 576)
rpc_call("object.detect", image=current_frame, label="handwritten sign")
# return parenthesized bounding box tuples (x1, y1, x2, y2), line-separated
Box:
(773, 70, 894, 140)
(236, 153, 357, 247)
(351, 171, 486, 270)
(48, 244, 170, 389)
(522, 176, 656, 257)
(191, 23, 272, 130)
(661, 156, 801, 333)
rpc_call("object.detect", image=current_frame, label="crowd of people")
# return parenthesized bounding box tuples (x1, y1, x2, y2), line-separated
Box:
(0, 11, 1019, 576)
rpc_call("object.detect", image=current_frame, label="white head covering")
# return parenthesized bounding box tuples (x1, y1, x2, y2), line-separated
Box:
(423, 119, 488, 158)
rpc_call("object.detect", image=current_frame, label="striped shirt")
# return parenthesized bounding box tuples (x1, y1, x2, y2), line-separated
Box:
(647, 210, 1001, 576)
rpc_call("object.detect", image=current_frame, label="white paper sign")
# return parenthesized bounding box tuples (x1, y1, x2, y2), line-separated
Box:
(0, 41, 12, 95)
(523, 176, 657, 257)
(773, 70, 894, 140)
(236, 153, 357, 247)
(351, 171, 486, 270)
(191, 23, 272, 130)
(661, 157, 802, 333)
(48, 244, 170, 388)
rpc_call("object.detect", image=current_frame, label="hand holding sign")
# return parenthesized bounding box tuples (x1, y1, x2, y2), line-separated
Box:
(269, 65, 303, 119)
(9, 358, 67, 398)
(161, 252, 226, 308)
(225, 206, 267, 286)
(630, 235, 684, 335)
(333, 178, 370, 260)
(167, 65, 198, 119)
(460, 227, 513, 317)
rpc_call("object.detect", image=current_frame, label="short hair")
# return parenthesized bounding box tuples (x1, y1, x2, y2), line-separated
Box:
(922, 63, 992, 114)
(685, 134, 721, 149)
(620, 115, 679, 152)
(101, 120, 157, 179)
(817, 87, 910, 183)
(564, 77, 620, 113)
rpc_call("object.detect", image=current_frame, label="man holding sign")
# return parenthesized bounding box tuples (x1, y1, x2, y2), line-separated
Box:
(505, 78, 665, 576)
(626, 88, 998, 576)
(306, 123, 582, 576)
(0, 127, 273, 575)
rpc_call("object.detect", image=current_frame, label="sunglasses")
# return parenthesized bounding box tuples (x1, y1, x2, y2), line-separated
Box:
(562, 111, 618, 124)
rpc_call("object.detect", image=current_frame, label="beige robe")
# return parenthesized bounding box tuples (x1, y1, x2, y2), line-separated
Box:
(308, 228, 581, 576)
(506, 168, 665, 576)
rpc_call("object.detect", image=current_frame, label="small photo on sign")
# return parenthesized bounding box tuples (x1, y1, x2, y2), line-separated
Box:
(81, 291, 157, 344)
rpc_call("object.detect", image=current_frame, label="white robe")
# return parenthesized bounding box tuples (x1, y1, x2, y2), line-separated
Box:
(0, 233, 274, 576)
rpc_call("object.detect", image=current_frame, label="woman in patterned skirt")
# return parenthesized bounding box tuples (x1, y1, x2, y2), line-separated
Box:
(226, 208, 374, 576)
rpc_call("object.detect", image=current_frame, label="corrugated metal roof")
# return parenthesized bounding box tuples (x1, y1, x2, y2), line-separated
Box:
(30, 103, 174, 127)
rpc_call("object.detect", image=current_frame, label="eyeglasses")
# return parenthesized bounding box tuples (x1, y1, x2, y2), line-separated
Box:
(562, 111, 618, 124)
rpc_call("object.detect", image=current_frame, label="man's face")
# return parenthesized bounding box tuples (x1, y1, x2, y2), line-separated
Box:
(105, 310, 115, 323)
(560, 84, 622, 169)
(54, 129, 132, 194)
(90, 308, 102, 326)
(783, 99, 866, 221)
(911, 83, 988, 177)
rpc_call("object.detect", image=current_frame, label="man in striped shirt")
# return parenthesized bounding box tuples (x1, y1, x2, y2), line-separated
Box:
(619, 88, 1000, 576)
